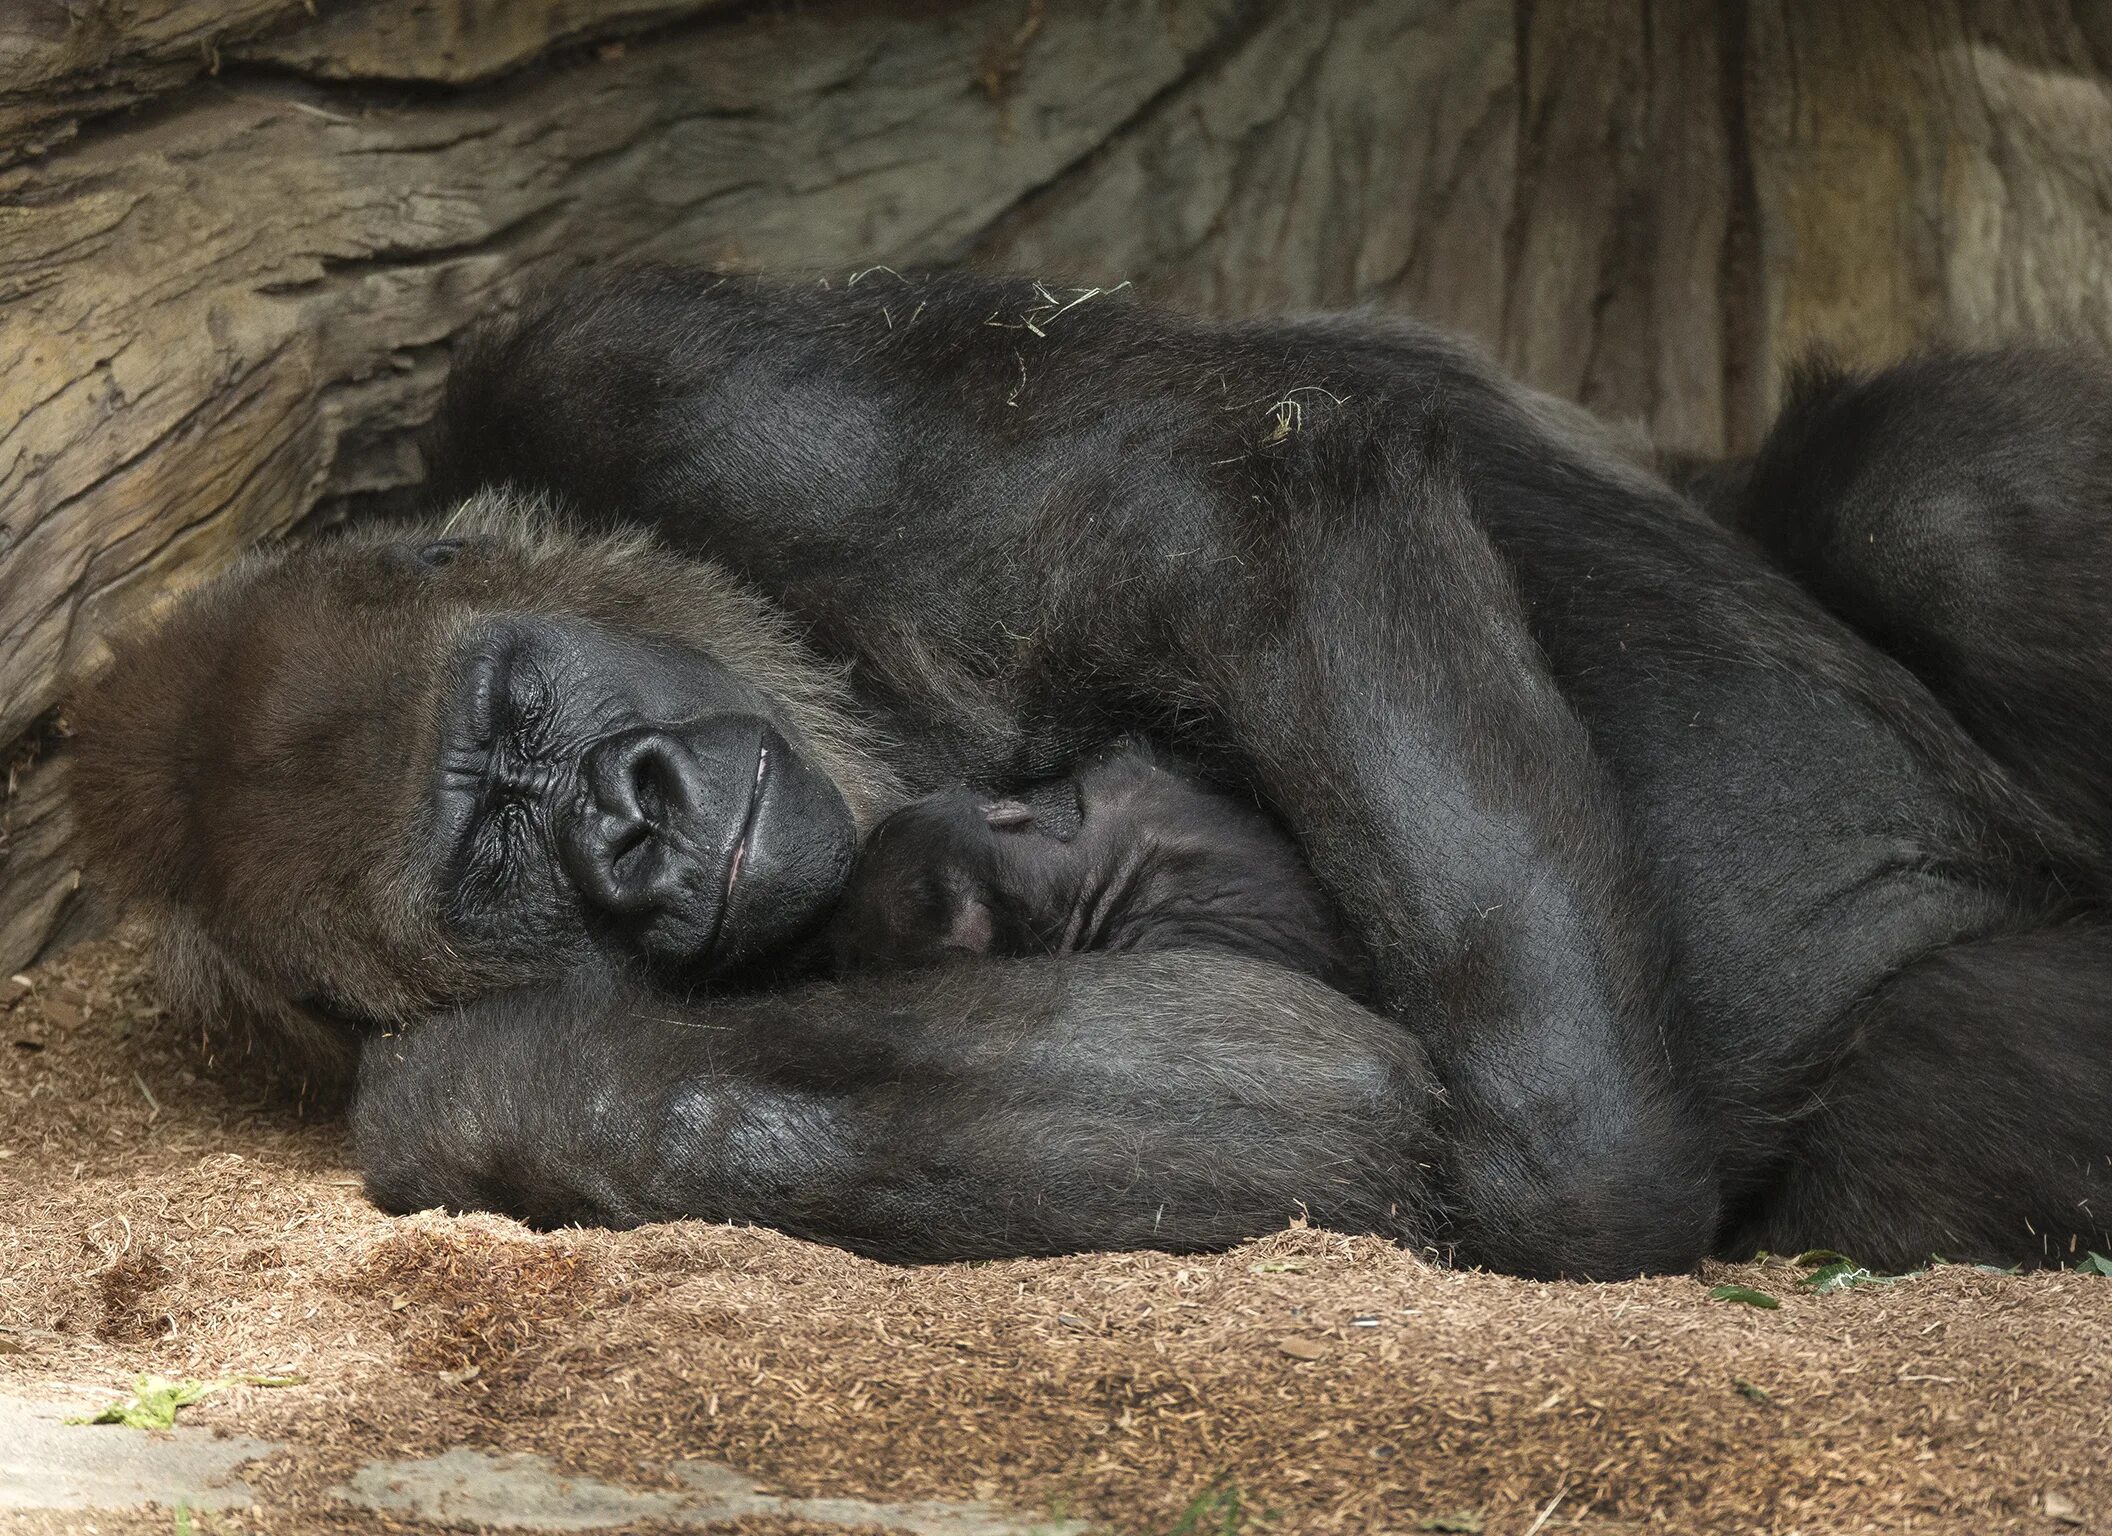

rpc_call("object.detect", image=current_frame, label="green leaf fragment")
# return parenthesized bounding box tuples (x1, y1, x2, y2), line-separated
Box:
(1797, 1260, 1921, 1292)
(1799, 1260, 1870, 1292)
(68, 1376, 216, 1429)
(2078, 1252, 2112, 1277)
(1708, 1283, 1780, 1309)
(66, 1372, 303, 1430)
(1166, 1481, 1248, 1536)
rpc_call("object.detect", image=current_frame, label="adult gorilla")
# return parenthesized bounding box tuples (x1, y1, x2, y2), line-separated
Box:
(70, 271, 2112, 1278)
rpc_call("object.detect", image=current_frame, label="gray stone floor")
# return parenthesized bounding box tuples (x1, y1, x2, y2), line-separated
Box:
(1, 1393, 1080, 1533)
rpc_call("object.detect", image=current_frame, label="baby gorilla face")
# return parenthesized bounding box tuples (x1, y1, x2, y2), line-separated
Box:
(831, 748, 1368, 996)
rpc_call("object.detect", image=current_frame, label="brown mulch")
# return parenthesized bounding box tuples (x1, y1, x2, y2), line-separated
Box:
(3, 929, 2109, 1535)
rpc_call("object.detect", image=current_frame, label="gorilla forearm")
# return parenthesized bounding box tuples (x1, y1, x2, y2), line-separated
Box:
(1187, 530, 1717, 1276)
(351, 954, 1442, 1261)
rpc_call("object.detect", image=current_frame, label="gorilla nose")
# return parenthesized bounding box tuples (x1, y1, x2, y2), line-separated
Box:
(564, 726, 728, 915)
(559, 716, 855, 976)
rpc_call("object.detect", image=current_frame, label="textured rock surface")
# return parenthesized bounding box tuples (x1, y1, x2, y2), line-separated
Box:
(9, 0, 2112, 969)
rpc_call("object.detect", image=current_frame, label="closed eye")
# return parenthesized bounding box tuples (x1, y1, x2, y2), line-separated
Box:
(434, 632, 516, 875)
(450, 800, 535, 915)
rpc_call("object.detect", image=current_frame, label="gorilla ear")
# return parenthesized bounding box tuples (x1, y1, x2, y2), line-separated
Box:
(66, 584, 242, 907)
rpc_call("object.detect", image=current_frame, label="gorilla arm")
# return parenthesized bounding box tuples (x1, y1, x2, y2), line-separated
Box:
(1167, 455, 1720, 1279)
(436, 270, 1721, 1275)
(352, 953, 1440, 1261)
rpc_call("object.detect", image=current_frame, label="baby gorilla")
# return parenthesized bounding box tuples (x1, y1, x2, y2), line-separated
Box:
(831, 747, 1369, 996)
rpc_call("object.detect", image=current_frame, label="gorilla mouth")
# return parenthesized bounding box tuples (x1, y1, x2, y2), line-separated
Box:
(694, 721, 859, 978)
(716, 737, 771, 931)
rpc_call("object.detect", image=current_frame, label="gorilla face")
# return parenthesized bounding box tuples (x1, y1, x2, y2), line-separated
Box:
(434, 614, 855, 981)
(69, 494, 895, 1082)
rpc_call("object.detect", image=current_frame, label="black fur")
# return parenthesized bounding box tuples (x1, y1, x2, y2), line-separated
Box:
(829, 744, 1370, 997)
(354, 953, 1438, 1261)
(74, 267, 2108, 1279)
(413, 270, 2112, 1274)
(1709, 349, 2112, 856)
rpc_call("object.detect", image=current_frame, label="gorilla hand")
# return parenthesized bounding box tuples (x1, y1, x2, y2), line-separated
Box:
(353, 953, 1441, 1261)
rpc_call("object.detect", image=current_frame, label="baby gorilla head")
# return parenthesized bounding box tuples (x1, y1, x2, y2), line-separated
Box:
(831, 747, 1369, 996)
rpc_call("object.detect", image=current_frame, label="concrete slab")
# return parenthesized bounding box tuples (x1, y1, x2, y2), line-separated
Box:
(3, 1392, 1078, 1533)
(340, 1447, 1085, 1533)
(0, 1394, 280, 1513)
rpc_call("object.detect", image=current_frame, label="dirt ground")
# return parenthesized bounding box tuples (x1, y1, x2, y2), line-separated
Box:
(2, 930, 2109, 1536)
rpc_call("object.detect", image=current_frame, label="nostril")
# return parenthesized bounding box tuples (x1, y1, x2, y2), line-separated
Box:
(587, 731, 679, 821)
(631, 747, 677, 826)
(606, 812, 650, 864)
(567, 800, 667, 916)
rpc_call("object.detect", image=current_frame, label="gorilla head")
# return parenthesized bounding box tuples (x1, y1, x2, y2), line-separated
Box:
(831, 744, 1369, 997)
(69, 494, 895, 1081)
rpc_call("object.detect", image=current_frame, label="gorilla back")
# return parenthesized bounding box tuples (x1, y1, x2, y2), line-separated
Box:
(71, 268, 2112, 1275)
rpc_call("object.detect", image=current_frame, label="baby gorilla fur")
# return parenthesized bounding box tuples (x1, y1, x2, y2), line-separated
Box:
(831, 745, 1370, 998)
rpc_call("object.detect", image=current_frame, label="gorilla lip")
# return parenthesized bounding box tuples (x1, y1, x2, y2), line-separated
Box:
(723, 740, 770, 902)
(694, 733, 768, 970)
